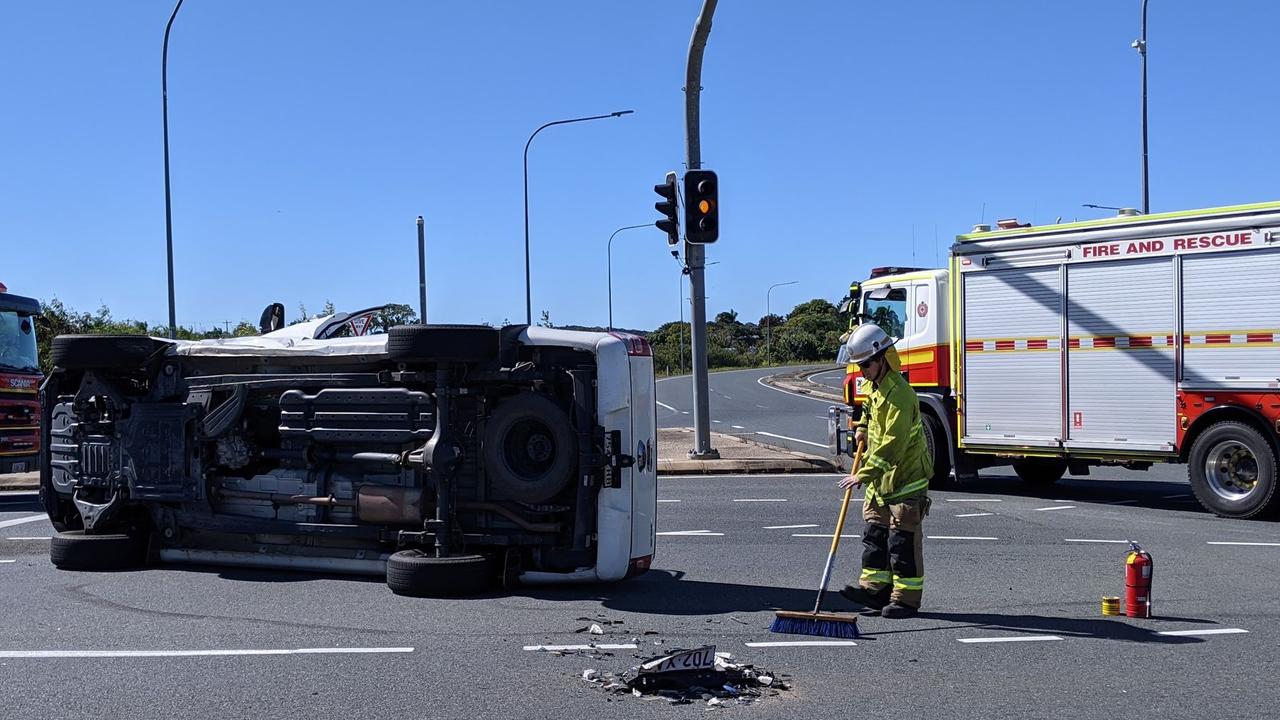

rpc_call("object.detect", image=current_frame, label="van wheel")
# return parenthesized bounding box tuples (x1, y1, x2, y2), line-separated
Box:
(483, 393, 577, 504)
(1188, 421, 1278, 519)
(50, 335, 170, 371)
(50, 531, 147, 571)
(385, 550, 495, 597)
(1013, 458, 1068, 486)
(922, 413, 953, 488)
(387, 325, 500, 363)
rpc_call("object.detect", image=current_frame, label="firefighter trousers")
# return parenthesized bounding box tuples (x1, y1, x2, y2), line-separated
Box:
(858, 494, 928, 608)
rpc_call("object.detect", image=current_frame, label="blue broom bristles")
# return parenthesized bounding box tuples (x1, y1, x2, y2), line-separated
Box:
(768, 615, 860, 639)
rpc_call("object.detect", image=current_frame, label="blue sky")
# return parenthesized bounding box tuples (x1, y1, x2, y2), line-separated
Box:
(4, 1, 1277, 332)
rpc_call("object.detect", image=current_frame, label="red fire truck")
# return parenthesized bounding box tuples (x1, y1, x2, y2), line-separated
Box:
(0, 282, 41, 474)
(833, 201, 1280, 519)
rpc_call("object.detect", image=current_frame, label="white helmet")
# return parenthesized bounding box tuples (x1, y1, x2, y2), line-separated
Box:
(845, 324, 896, 364)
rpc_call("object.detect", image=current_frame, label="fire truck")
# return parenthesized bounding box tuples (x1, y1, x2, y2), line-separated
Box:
(833, 201, 1280, 519)
(0, 282, 41, 474)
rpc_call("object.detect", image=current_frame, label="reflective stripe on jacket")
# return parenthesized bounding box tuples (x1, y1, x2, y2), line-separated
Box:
(855, 368, 932, 504)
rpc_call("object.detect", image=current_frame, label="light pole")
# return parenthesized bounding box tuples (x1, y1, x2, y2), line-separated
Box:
(1133, 0, 1150, 215)
(523, 110, 634, 325)
(606, 223, 652, 331)
(765, 280, 798, 358)
(161, 0, 184, 339)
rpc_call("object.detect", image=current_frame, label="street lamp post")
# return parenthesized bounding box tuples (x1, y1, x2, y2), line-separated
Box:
(523, 110, 633, 325)
(606, 223, 652, 331)
(765, 280, 798, 358)
(161, 0, 184, 339)
(1133, 0, 1150, 215)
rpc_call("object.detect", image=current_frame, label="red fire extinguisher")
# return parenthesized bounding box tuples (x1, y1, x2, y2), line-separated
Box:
(1125, 542, 1153, 618)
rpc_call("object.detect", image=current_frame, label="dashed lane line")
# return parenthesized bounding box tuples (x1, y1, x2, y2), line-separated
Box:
(524, 644, 638, 652)
(928, 536, 998, 541)
(733, 498, 787, 503)
(944, 499, 1002, 503)
(755, 431, 827, 449)
(0, 560, 16, 564)
(1207, 542, 1280, 547)
(656, 401, 678, 412)
(1157, 628, 1248, 637)
(1065, 539, 1129, 544)
(657, 531, 724, 536)
(1034, 506, 1076, 512)
(0, 647, 416, 658)
(954, 513, 993, 518)
(7, 537, 50, 541)
(731, 425, 746, 430)
(791, 534, 858, 539)
(957, 635, 1063, 644)
(657, 499, 681, 503)
(745, 641, 857, 648)
(763, 524, 819, 530)
(0, 515, 48, 530)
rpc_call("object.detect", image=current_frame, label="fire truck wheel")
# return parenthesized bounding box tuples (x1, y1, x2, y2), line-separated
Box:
(1188, 421, 1278, 519)
(483, 392, 577, 504)
(50, 335, 171, 371)
(50, 530, 147, 571)
(385, 550, 495, 597)
(387, 324, 500, 363)
(1012, 457, 1068, 486)
(921, 413, 953, 488)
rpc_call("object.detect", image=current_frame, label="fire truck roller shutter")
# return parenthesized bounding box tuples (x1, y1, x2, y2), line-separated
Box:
(1181, 248, 1280, 390)
(962, 266, 1063, 445)
(1066, 257, 1176, 449)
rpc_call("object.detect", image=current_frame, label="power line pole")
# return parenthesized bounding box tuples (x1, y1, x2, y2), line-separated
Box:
(683, 0, 719, 459)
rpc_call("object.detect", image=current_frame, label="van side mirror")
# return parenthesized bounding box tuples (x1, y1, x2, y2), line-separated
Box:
(259, 303, 285, 333)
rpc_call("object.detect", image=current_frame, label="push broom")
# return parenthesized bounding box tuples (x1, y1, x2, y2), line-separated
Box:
(769, 440, 865, 639)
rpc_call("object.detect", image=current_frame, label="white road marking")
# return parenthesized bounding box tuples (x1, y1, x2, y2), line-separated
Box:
(1065, 539, 1129, 544)
(764, 524, 819, 530)
(928, 536, 998, 541)
(954, 512, 993, 518)
(733, 498, 787, 503)
(1156, 628, 1248, 637)
(524, 643, 638, 651)
(660, 473, 843, 480)
(1034, 506, 1076, 512)
(7, 536, 50, 541)
(957, 635, 1063, 644)
(0, 515, 48, 530)
(0, 647, 416, 658)
(745, 641, 857, 648)
(731, 425, 746, 430)
(0, 560, 16, 564)
(755, 404, 769, 409)
(657, 499, 681, 503)
(755, 431, 827, 449)
(657, 531, 724, 536)
(791, 534, 859, 539)
(756, 376, 837, 404)
(944, 499, 1002, 503)
(1207, 542, 1280, 547)
(681, 411, 690, 415)
(656, 401, 678, 412)
(712, 420, 723, 424)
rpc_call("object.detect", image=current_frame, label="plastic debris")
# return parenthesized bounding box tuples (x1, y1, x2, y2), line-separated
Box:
(583, 669, 601, 682)
(584, 646, 790, 706)
(589, 624, 605, 635)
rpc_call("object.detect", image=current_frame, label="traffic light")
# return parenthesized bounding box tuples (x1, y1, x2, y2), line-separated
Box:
(654, 171, 680, 246)
(684, 169, 718, 244)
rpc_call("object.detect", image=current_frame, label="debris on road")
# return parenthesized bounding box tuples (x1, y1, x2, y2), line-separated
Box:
(581, 644, 790, 707)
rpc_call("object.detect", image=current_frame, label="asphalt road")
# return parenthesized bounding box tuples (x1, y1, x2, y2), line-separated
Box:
(3, 474, 1278, 719)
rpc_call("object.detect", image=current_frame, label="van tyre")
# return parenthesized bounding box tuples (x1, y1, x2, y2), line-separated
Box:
(50, 531, 147, 571)
(385, 550, 494, 597)
(387, 325, 500, 363)
(483, 393, 576, 504)
(921, 413, 953, 488)
(1188, 421, 1278, 519)
(50, 335, 170, 371)
(1013, 458, 1068, 486)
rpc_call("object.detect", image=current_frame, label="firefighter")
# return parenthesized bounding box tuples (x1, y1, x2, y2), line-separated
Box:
(837, 323, 933, 619)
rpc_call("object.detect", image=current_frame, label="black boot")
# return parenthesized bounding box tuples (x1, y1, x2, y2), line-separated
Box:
(881, 602, 919, 619)
(839, 584, 891, 611)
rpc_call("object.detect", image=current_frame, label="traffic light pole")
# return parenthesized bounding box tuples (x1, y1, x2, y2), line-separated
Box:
(683, 0, 719, 459)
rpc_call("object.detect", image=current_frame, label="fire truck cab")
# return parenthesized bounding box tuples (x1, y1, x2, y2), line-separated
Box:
(0, 282, 41, 475)
(835, 201, 1280, 519)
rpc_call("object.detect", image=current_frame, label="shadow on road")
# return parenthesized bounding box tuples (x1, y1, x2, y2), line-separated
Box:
(957, 472, 1212, 515)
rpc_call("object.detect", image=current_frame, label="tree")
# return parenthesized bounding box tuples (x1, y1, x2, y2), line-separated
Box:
(538, 310, 554, 328)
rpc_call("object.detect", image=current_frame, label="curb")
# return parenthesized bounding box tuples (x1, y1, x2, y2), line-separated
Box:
(0, 472, 38, 492)
(760, 366, 844, 403)
(658, 457, 837, 475)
